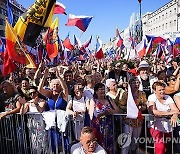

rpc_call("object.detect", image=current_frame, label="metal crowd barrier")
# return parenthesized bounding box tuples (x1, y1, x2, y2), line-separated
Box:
(0, 113, 177, 154)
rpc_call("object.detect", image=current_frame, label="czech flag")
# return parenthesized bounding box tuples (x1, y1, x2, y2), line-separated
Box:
(145, 38, 152, 56)
(44, 18, 59, 59)
(54, 2, 67, 15)
(146, 35, 166, 45)
(14, 0, 56, 47)
(165, 38, 173, 55)
(155, 43, 163, 58)
(63, 34, 74, 50)
(65, 14, 93, 32)
(126, 85, 138, 119)
(74, 35, 82, 48)
(82, 36, 92, 48)
(116, 28, 125, 50)
(135, 39, 146, 58)
(173, 37, 180, 57)
(95, 37, 104, 59)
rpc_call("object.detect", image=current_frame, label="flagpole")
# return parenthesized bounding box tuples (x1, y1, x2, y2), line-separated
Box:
(79, 32, 84, 38)
(139, 0, 143, 42)
(127, 47, 131, 62)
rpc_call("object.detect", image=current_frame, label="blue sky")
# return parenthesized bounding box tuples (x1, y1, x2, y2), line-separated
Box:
(17, 0, 171, 49)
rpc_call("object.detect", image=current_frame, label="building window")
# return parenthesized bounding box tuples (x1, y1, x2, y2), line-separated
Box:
(174, 20, 176, 26)
(166, 12, 168, 18)
(0, 18, 5, 26)
(159, 16, 161, 21)
(159, 26, 161, 31)
(1, 8, 7, 16)
(165, 23, 168, 28)
(169, 21, 172, 27)
(170, 10, 172, 16)
(162, 14, 164, 20)
(174, 8, 176, 14)
(162, 24, 164, 30)
(0, 30, 5, 37)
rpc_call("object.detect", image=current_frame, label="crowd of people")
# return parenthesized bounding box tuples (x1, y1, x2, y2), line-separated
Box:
(0, 55, 180, 154)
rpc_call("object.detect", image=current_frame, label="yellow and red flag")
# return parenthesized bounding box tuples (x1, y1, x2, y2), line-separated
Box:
(44, 18, 59, 59)
(14, 0, 56, 47)
(3, 50, 16, 76)
(5, 19, 37, 70)
(5, 19, 26, 64)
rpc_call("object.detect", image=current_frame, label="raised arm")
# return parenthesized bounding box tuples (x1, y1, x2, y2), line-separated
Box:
(55, 67, 68, 102)
(38, 67, 52, 98)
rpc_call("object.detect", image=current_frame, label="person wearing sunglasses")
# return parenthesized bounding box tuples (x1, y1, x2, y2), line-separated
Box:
(66, 83, 89, 140)
(165, 74, 180, 98)
(20, 86, 46, 114)
(71, 126, 106, 154)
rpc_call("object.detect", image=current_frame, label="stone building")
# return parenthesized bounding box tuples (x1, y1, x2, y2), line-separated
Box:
(0, 0, 26, 37)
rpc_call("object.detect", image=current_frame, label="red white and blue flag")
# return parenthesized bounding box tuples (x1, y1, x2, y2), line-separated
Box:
(74, 35, 82, 48)
(146, 35, 166, 45)
(116, 28, 125, 50)
(173, 37, 180, 57)
(54, 2, 67, 15)
(165, 38, 173, 56)
(145, 38, 153, 56)
(63, 33, 74, 51)
(82, 36, 92, 49)
(135, 39, 146, 58)
(95, 37, 104, 59)
(154, 43, 163, 58)
(65, 14, 93, 32)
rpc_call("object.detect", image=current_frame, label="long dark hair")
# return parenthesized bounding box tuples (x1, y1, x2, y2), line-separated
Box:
(93, 83, 105, 99)
(30, 86, 47, 100)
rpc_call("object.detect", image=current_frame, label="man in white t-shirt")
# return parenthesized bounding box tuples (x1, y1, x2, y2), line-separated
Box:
(71, 126, 107, 154)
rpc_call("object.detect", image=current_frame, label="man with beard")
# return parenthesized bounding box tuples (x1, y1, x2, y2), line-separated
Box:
(71, 126, 106, 154)
(137, 61, 157, 98)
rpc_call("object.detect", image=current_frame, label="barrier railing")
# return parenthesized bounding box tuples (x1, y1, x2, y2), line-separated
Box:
(0, 113, 177, 154)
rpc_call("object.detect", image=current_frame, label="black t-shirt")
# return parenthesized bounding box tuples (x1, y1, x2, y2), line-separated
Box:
(107, 70, 116, 79)
(0, 93, 20, 112)
(140, 77, 151, 98)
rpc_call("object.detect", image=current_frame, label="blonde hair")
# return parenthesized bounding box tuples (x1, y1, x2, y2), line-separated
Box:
(50, 79, 61, 89)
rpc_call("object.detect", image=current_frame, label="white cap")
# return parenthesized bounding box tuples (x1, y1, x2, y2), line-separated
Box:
(138, 60, 149, 69)
(106, 78, 115, 88)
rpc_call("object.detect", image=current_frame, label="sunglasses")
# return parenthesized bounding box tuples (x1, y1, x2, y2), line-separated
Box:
(29, 91, 37, 96)
(171, 78, 176, 81)
(75, 88, 84, 92)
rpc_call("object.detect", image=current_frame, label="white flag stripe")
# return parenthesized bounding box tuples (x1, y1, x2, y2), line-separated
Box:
(126, 84, 139, 119)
